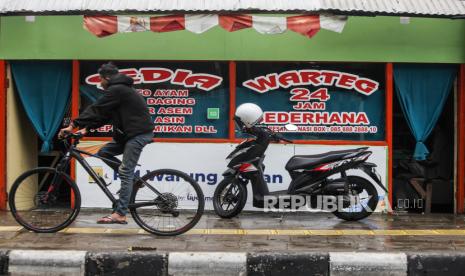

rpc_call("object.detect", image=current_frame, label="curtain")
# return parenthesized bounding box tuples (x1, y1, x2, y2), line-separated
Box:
(394, 64, 457, 160)
(11, 61, 72, 152)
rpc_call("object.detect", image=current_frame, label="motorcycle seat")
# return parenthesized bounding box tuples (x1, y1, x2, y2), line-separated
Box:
(285, 147, 368, 171)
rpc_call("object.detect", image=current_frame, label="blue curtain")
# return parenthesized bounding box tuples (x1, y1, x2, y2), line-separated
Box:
(11, 61, 72, 152)
(394, 64, 456, 160)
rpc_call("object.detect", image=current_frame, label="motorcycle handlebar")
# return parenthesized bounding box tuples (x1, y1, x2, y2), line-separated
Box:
(273, 133, 293, 143)
(269, 130, 293, 144)
(280, 137, 294, 143)
(240, 125, 294, 144)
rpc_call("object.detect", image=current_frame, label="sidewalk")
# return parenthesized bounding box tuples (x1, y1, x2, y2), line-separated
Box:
(2, 210, 465, 252)
(1, 210, 465, 275)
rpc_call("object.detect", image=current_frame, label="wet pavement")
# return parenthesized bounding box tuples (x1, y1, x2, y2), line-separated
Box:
(1, 210, 465, 252)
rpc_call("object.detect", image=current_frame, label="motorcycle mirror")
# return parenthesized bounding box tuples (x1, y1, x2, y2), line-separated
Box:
(285, 124, 298, 131)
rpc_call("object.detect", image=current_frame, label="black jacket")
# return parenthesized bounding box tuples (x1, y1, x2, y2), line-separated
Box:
(73, 74, 154, 142)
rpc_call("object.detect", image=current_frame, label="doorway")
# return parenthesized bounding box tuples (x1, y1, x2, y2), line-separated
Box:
(392, 80, 455, 213)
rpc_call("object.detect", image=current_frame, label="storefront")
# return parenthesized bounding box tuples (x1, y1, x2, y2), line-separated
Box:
(0, 1, 464, 213)
(74, 60, 390, 210)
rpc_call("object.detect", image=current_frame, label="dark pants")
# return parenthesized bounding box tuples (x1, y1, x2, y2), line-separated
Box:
(97, 132, 153, 216)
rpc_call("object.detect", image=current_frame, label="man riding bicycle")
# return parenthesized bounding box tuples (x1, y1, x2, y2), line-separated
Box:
(59, 62, 154, 224)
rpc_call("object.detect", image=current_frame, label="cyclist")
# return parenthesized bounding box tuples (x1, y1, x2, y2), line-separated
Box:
(59, 62, 154, 224)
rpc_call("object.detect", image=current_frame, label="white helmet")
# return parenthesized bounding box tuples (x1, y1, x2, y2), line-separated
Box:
(235, 103, 263, 127)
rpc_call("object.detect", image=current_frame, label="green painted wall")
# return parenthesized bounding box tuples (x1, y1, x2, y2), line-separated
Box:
(0, 15, 464, 63)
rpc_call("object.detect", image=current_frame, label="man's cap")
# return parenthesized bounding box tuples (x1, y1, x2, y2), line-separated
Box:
(98, 62, 119, 78)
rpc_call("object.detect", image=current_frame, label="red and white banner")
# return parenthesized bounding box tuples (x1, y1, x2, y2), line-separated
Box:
(84, 14, 347, 38)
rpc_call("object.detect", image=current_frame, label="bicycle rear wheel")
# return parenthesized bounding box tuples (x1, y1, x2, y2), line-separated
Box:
(8, 167, 81, 233)
(130, 169, 204, 236)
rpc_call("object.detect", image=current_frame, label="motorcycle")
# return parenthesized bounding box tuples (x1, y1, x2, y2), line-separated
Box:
(213, 119, 387, 221)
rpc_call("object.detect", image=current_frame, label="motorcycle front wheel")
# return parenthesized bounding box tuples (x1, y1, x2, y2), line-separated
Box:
(213, 177, 248, 218)
(332, 176, 379, 221)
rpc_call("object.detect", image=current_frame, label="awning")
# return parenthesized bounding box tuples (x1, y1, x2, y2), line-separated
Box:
(1, 0, 465, 18)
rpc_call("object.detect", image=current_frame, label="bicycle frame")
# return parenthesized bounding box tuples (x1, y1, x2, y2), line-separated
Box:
(57, 138, 164, 209)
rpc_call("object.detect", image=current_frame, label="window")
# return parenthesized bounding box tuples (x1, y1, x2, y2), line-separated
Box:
(236, 62, 385, 141)
(79, 61, 230, 139)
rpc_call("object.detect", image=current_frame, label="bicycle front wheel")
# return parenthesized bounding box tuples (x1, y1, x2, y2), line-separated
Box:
(130, 169, 204, 236)
(8, 167, 81, 233)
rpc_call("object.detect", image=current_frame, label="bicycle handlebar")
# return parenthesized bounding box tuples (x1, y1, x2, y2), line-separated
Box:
(60, 131, 84, 140)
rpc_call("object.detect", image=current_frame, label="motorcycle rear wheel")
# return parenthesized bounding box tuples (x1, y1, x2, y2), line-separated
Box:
(332, 176, 379, 221)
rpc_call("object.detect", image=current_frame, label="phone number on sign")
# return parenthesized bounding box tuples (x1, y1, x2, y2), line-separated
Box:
(268, 125, 378, 133)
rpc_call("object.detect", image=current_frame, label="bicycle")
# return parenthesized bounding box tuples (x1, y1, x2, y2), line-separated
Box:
(8, 132, 205, 236)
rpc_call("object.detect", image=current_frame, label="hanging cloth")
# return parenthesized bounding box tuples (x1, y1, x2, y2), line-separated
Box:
(11, 61, 72, 152)
(394, 64, 457, 160)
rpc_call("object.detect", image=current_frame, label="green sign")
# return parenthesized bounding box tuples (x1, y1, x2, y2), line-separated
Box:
(207, 108, 220, 119)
